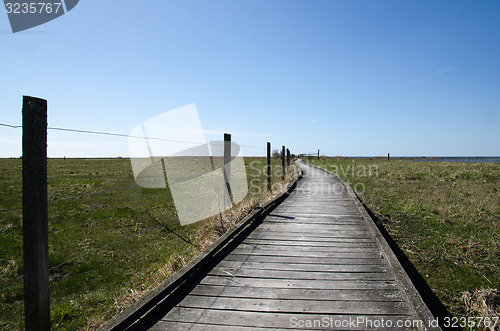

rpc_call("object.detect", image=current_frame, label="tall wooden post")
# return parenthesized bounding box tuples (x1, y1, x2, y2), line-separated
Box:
(281, 145, 285, 180)
(286, 148, 290, 173)
(22, 96, 50, 331)
(267, 142, 271, 192)
(388, 153, 390, 161)
(223, 133, 232, 200)
(317, 149, 320, 160)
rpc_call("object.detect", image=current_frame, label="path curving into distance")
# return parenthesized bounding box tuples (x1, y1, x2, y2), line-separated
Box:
(122, 160, 439, 330)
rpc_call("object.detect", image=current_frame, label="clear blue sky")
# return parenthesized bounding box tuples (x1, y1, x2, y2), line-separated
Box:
(1, 0, 499, 157)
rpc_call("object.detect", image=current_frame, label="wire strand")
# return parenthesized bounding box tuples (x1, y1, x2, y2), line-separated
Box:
(0, 122, 269, 151)
(0, 123, 21, 129)
(47, 126, 203, 145)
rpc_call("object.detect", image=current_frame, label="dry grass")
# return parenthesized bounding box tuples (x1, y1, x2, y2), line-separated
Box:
(461, 289, 500, 330)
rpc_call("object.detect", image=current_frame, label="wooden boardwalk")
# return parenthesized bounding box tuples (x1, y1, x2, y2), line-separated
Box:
(116, 161, 437, 330)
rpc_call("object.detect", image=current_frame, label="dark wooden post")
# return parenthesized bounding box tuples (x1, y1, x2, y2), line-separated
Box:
(388, 153, 390, 161)
(267, 142, 271, 192)
(22, 96, 50, 331)
(281, 145, 285, 180)
(286, 148, 290, 172)
(317, 149, 320, 160)
(224, 133, 232, 199)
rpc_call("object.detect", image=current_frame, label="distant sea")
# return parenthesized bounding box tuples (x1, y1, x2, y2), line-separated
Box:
(334, 156, 500, 163)
(408, 157, 500, 163)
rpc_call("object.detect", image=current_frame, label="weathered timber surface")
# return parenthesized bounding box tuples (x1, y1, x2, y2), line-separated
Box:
(107, 160, 439, 330)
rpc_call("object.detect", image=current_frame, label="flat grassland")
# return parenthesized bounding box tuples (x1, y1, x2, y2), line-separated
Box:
(310, 158, 499, 321)
(0, 157, 298, 330)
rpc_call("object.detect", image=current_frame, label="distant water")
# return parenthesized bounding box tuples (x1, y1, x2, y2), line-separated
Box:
(333, 156, 500, 163)
(408, 157, 500, 163)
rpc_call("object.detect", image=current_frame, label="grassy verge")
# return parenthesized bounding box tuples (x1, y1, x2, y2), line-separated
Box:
(309, 157, 499, 323)
(0, 157, 299, 330)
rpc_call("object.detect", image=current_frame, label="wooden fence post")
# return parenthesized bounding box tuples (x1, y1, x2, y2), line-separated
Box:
(317, 149, 320, 160)
(22, 96, 50, 331)
(388, 153, 390, 161)
(286, 148, 290, 173)
(224, 133, 232, 201)
(281, 145, 285, 180)
(267, 142, 271, 192)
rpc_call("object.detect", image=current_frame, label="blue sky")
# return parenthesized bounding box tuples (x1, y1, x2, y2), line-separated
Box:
(1, 0, 499, 157)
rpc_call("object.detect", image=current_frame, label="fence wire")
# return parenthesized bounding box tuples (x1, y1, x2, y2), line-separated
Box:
(0, 122, 268, 150)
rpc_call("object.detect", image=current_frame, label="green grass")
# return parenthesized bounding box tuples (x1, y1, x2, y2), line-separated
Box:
(309, 157, 499, 319)
(0, 157, 297, 330)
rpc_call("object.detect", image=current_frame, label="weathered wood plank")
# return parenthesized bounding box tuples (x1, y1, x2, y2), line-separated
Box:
(206, 269, 391, 281)
(151, 321, 289, 331)
(190, 284, 405, 301)
(234, 243, 378, 253)
(212, 260, 388, 273)
(200, 275, 400, 290)
(176, 295, 409, 315)
(242, 239, 377, 248)
(254, 224, 369, 232)
(156, 308, 413, 330)
(223, 254, 383, 265)
(245, 235, 375, 243)
(231, 249, 382, 258)
(247, 233, 373, 241)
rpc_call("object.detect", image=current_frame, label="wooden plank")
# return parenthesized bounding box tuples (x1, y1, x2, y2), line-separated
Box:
(242, 239, 377, 248)
(190, 284, 405, 302)
(278, 207, 361, 215)
(212, 260, 388, 273)
(233, 243, 379, 253)
(247, 233, 373, 240)
(176, 295, 409, 315)
(231, 247, 380, 256)
(200, 275, 400, 290)
(265, 214, 364, 220)
(228, 250, 383, 259)
(245, 235, 375, 243)
(249, 230, 372, 238)
(151, 321, 289, 331)
(274, 212, 363, 219)
(262, 220, 365, 226)
(223, 254, 383, 265)
(276, 201, 359, 208)
(206, 269, 392, 281)
(157, 308, 413, 330)
(254, 223, 367, 231)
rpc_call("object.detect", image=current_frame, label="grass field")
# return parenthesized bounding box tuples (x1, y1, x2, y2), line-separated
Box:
(0, 157, 299, 330)
(309, 157, 499, 322)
